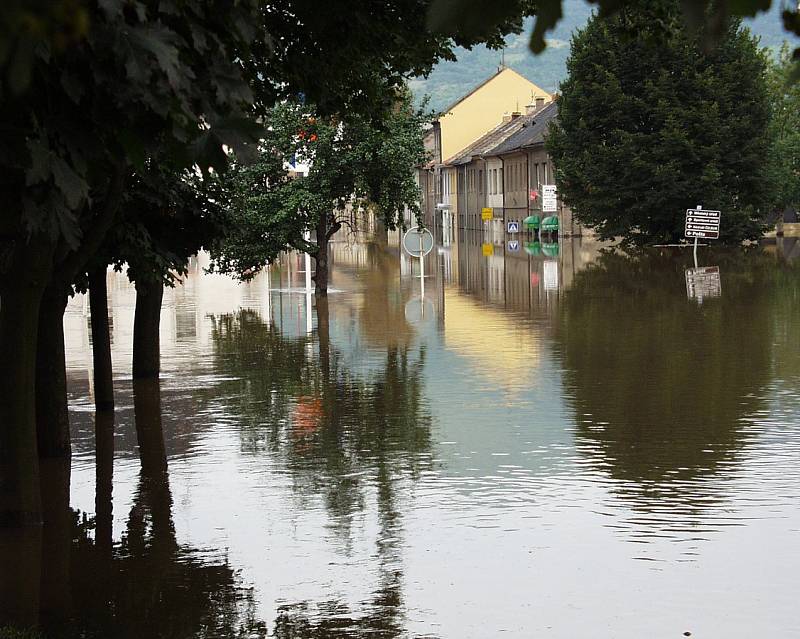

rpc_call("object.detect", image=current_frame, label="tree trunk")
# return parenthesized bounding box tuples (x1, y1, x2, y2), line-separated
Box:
(89, 267, 114, 410)
(0, 278, 46, 527)
(132, 279, 164, 379)
(132, 378, 168, 480)
(132, 378, 176, 554)
(94, 410, 114, 557)
(316, 295, 331, 382)
(38, 455, 71, 628)
(35, 286, 71, 459)
(0, 525, 41, 627)
(313, 216, 330, 296)
(0, 236, 51, 624)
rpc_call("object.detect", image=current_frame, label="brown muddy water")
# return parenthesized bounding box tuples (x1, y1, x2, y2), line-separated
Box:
(25, 234, 800, 637)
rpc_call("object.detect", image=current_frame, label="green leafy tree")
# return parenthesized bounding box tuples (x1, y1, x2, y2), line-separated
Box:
(0, 0, 260, 528)
(546, 0, 771, 244)
(766, 43, 800, 214)
(210, 90, 430, 294)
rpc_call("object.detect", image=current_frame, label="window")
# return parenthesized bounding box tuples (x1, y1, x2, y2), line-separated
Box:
(499, 168, 504, 193)
(542, 163, 548, 184)
(478, 169, 483, 194)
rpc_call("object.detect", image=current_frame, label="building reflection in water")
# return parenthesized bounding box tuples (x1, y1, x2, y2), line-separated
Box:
(555, 249, 800, 516)
(8, 234, 800, 637)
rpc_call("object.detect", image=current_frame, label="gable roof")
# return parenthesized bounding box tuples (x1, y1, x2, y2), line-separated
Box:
(444, 117, 524, 165)
(444, 101, 555, 166)
(438, 66, 545, 117)
(485, 100, 559, 156)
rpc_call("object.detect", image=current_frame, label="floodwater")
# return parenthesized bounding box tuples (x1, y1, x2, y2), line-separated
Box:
(35, 233, 800, 636)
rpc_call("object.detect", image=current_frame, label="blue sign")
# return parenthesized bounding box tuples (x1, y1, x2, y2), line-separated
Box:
(507, 221, 519, 234)
(508, 240, 520, 252)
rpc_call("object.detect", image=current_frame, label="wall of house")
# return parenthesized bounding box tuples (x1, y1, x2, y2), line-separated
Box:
(502, 152, 528, 225)
(438, 68, 550, 161)
(486, 158, 503, 210)
(526, 147, 582, 237)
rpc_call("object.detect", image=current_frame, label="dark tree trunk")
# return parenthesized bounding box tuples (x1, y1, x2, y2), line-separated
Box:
(38, 455, 72, 628)
(131, 378, 176, 554)
(132, 279, 164, 379)
(316, 295, 331, 382)
(0, 237, 51, 626)
(35, 286, 71, 459)
(313, 216, 330, 296)
(94, 410, 114, 557)
(313, 215, 341, 297)
(0, 270, 48, 526)
(0, 525, 41, 627)
(89, 267, 114, 410)
(133, 378, 168, 480)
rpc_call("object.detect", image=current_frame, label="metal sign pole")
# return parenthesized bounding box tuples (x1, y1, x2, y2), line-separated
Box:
(694, 204, 701, 268)
(419, 231, 425, 300)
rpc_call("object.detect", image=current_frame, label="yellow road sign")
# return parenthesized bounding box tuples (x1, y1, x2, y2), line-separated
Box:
(481, 207, 493, 221)
(482, 243, 494, 257)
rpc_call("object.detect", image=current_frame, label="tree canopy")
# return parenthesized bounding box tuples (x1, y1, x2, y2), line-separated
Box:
(765, 43, 800, 213)
(546, 0, 772, 244)
(209, 90, 430, 283)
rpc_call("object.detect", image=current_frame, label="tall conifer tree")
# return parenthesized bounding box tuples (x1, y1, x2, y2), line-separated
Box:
(546, 0, 771, 244)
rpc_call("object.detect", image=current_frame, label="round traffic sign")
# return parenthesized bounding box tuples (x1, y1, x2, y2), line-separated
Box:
(402, 226, 434, 258)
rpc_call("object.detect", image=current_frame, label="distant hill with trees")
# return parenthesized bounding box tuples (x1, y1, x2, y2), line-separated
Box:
(411, 0, 799, 113)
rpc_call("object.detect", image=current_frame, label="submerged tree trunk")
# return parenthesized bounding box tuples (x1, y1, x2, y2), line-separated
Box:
(131, 377, 175, 553)
(132, 279, 164, 380)
(89, 267, 114, 410)
(94, 410, 115, 557)
(313, 214, 341, 297)
(0, 243, 53, 526)
(316, 294, 331, 383)
(35, 286, 71, 459)
(313, 216, 330, 296)
(38, 455, 72, 628)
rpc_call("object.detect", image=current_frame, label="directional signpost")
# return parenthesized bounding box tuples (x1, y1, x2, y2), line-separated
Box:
(507, 220, 519, 234)
(684, 205, 722, 302)
(402, 226, 434, 297)
(685, 207, 721, 240)
(685, 204, 721, 265)
(542, 185, 558, 213)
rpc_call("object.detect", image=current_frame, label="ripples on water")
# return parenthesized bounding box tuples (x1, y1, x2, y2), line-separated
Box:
(29, 237, 800, 637)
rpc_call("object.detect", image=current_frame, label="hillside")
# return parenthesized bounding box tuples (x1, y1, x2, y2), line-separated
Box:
(411, 0, 799, 113)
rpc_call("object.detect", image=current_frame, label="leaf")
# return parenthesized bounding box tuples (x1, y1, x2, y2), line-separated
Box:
(529, 0, 563, 54)
(8, 35, 36, 95)
(98, 0, 125, 20)
(26, 139, 52, 185)
(129, 24, 184, 89)
(51, 156, 89, 209)
(117, 129, 148, 170)
(60, 70, 84, 103)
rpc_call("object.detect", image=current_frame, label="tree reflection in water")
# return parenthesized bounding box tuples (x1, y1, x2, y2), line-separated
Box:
(12, 380, 266, 639)
(556, 248, 800, 510)
(209, 277, 433, 635)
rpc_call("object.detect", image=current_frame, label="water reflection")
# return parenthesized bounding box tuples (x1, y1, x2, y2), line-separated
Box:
(556, 249, 800, 512)
(7, 237, 800, 637)
(208, 285, 434, 633)
(67, 383, 265, 639)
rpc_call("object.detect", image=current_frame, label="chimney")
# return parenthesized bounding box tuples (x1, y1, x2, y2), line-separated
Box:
(535, 96, 546, 108)
(525, 102, 537, 115)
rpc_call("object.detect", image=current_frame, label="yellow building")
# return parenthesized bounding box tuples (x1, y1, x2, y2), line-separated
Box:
(437, 66, 550, 161)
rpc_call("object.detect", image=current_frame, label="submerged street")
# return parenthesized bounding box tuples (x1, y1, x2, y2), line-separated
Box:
(52, 233, 800, 638)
